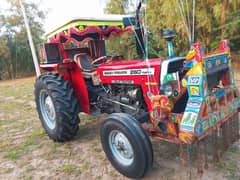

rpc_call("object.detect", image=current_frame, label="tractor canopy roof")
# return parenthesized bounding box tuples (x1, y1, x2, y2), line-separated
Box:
(46, 14, 135, 45)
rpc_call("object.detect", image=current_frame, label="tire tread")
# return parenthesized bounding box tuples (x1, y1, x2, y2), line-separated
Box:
(35, 74, 80, 142)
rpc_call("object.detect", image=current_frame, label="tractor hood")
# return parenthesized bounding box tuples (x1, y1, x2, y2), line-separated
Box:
(96, 58, 163, 85)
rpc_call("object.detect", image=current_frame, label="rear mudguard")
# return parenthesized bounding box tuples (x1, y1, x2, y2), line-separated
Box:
(68, 63, 90, 113)
(40, 62, 90, 113)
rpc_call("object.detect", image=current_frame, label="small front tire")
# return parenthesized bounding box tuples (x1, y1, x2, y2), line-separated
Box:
(100, 113, 153, 178)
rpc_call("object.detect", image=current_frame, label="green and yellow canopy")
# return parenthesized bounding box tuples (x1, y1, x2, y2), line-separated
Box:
(46, 15, 134, 45)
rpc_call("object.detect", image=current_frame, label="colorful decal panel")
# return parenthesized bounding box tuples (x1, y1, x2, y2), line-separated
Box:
(204, 53, 229, 73)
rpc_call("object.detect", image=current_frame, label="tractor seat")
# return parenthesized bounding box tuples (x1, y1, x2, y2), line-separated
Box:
(74, 53, 94, 72)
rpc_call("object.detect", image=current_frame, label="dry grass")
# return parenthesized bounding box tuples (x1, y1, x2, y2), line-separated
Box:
(0, 75, 239, 180)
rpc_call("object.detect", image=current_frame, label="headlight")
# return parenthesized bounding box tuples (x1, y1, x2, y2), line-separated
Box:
(164, 84, 173, 97)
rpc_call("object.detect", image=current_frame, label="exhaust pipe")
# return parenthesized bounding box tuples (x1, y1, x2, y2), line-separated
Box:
(163, 29, 176, 57)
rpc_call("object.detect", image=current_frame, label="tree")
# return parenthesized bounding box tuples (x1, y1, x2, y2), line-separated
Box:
(105, 0, 240, 57)
(0, 0, 45, 79)
(105, 0, 129, 14)
(0, 38, 11, 79)
(211, 0, 240, 51)
(104, 0, 138, 60)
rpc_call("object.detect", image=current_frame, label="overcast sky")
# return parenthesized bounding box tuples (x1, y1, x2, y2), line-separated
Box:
(37, 0, 107, 32)
(0, 0, 107, 32)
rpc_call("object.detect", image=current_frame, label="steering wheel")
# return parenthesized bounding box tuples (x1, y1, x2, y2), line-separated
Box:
(92, 55, 111, 66)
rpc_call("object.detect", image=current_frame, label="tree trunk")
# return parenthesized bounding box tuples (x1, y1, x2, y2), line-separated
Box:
(3, 58, 13, 79)
(221, 0, 228, 40)
(126, 46, 131, 60)
(10, 52, 16, 79)
(7, 65, 13, 79)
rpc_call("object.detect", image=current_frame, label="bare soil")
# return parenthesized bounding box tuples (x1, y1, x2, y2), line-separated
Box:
(0, 76, 239, 180)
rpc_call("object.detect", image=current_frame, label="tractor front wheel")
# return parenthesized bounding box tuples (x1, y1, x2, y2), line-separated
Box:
(35, 74, 80, 142)
(100, 113, 153, 178)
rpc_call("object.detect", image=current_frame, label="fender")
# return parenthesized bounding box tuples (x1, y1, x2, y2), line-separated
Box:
(40, 62, 90, 113)
(68, 63, 90, 113)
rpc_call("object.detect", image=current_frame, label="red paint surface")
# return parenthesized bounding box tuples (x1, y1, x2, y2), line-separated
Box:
(96, 58, 162, 111)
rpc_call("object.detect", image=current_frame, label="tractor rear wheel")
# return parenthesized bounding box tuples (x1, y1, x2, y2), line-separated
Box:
(35, 74, 80, 142)
(100, 113, 153, 178)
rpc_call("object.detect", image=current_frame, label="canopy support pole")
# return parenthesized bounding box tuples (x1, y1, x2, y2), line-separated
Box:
(19, 0, 41, 77)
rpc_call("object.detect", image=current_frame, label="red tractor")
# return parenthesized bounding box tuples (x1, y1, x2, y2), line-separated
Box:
(35, 13, 239, 178)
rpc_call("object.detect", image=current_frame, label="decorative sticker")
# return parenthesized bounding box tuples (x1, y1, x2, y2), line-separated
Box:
(187, 99, 202, 107)
(181, 78, 187, 87)
(195, 122, 203, 136)
(207, 61, 212, 69)
(189, 75, 200, 85)
(190, 86, 200, 96)
(181, 112, 198, 127)
(216, 59, 221, 66)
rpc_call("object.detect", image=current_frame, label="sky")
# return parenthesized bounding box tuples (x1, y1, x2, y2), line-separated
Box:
(36, 0, 107, 32)
(0, 0, 107, 32)
(0, 0, 139, 33)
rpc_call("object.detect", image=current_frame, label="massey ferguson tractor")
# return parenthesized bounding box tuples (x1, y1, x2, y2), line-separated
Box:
(35, 8, 240, 179)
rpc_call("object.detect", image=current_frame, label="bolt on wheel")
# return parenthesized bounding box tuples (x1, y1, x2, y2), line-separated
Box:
(109, 130, 134, 166)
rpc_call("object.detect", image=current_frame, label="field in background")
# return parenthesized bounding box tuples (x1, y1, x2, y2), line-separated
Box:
(0, 74, 240, 179)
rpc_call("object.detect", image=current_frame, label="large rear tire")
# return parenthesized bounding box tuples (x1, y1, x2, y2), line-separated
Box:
(100, 113, 153, 178)
(35, 74, 80, 142)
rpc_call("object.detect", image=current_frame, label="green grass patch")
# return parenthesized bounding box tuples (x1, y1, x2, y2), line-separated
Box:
(41, 142, 64, 160)
(227, 146, 239, 153)
(217, 151, 240, 179)
(0, 119, 16, 126)
(62, 164, 75, 173)
(27, 129, 46, 142)
(4, 167, 14, 174)
(0, 141, 11, 150)
(80, 114, 98, 122)
(81, 161, 90, 171)
(0, 101, 21, 113)
(3, 129, 46, 160)
(0, 84, 34, 101)
(25, 165, 35, 173)
(21, 130, 46, 153)
(4, 150, 21, 160)
(56, 164, 82, 176)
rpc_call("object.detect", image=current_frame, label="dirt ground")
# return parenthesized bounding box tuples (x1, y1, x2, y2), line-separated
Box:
(0, 76, 239, 180)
